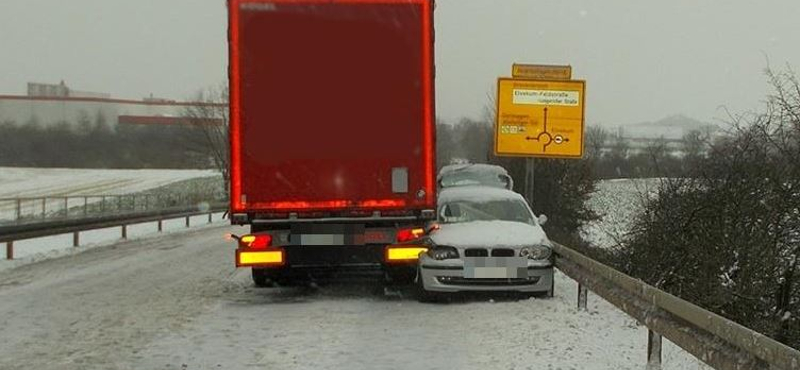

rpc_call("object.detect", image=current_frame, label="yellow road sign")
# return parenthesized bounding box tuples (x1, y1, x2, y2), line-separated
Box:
(512, 64, 572, 80)
(494, 78, 585, 158)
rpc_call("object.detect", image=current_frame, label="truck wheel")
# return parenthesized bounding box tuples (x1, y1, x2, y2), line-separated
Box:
(415, 268, 441, 303)
(274, 268, 304, 287)
(385, 266, 416, 285)
(251, 268, 272, 288)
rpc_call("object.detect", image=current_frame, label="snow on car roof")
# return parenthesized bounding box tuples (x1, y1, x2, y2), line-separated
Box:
(437, 163, 509, 179)
(438, 185, 525, 205)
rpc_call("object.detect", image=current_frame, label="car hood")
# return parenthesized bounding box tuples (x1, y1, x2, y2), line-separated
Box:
(429, 220, 549, 248)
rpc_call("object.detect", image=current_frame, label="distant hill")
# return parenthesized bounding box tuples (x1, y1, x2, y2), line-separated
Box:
(602, 114, 721, 140)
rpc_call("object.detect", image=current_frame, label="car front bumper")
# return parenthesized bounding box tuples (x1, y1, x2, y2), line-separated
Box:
(419, 255, 553, 293)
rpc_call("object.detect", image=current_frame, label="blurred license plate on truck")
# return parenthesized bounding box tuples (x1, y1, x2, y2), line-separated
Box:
(290, 224, 365, 245)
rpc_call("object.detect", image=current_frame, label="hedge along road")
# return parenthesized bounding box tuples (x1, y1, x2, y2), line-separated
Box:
(0, 225, 707, 370)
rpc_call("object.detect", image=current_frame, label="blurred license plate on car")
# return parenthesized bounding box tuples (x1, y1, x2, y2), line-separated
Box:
(467, 267, 523, 278)
(464, 257, 527, 279)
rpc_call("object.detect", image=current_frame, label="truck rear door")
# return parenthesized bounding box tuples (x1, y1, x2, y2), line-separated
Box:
(229, 0, 435, 215)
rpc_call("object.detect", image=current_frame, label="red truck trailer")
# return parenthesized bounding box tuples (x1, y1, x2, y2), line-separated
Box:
(227, 0, 436, 286)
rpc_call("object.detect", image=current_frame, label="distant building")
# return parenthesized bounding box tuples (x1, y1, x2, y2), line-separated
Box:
(26, 80, 111, 99)
(0, 81, 224, 128)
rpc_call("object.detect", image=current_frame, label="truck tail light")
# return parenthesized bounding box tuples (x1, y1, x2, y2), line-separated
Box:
(240, 234, 272, 249)
(396, 227, 425, 243)
(385, 245, 428, 264)
(236, 249, 285, 267)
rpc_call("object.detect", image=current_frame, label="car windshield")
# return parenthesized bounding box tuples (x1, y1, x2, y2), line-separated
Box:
(439, 198, 534, 225)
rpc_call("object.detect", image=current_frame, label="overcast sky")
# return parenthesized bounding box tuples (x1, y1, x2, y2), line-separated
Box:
(1, 0, 798, 126)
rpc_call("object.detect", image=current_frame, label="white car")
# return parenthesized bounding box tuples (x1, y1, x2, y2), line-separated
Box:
(437, 163, 514, 190)
(416, 186, 554, 301)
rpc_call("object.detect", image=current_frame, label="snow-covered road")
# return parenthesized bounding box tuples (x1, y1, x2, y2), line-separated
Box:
(0, 225, 708, 370)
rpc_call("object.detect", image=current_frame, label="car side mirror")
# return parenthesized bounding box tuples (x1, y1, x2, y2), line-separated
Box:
(537, 214, 548, 226)
(499, 174, 514, 190)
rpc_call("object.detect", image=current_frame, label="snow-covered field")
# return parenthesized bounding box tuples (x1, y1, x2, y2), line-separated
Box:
(0, 167, 218, 198)
(582, 178, 661, 249)
(0, 167, 219, 222)
(0, 177, 714, 370)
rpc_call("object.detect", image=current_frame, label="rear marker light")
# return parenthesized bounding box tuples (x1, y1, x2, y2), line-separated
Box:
(239, 234, 272, 249)
(237, 249, 284, 267)
(396, 227, 425, 243)
(385, 246, 428, 263)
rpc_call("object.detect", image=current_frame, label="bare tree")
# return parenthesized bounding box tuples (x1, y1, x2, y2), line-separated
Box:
(182, 84, 230, 192)
(585, 125, 609, 161)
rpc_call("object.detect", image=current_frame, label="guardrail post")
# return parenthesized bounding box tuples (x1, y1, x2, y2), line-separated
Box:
(647, 330, 662, 369)
(121, 225, 127, 239)
(577, 283, 588, 310)
(16, 198, 22, 221)
(73, 231, 80, 247)
(157, 219, 163, 232)
(185, 216, 190, 228)
(5, 241, 12, 260)
(208, 212, 212, 223)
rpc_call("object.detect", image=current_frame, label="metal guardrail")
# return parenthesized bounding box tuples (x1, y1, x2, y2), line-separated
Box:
(2, 203, 227, 260)
(0, 193, 225, 225)
(553, 242, 800, 370)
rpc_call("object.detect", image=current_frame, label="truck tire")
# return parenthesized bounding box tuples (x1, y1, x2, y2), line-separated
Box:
(385, 266, 416, 285)
(274, 267, 305, 287)
(251, 268, 272, 288)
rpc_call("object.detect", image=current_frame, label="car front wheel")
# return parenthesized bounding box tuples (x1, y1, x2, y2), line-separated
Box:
(415, 267, 442, 303)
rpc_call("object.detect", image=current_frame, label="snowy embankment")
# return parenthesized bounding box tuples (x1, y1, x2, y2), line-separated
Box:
(0, 212, 227, 272)
(0, 167, 224, 270)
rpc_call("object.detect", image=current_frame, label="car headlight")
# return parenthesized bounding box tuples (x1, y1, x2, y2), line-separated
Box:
(519, 245, 551, 260)
(427, 246, 459, 260)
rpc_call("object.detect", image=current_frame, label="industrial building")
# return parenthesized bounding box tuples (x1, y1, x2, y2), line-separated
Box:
(0, 81, 223, 127)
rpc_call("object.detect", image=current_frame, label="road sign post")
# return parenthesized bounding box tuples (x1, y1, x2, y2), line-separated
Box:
(525, 158, 535, 203)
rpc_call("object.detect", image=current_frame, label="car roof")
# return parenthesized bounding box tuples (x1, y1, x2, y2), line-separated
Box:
(437, 163, 509, 180)
(437, 185, 526, 205)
